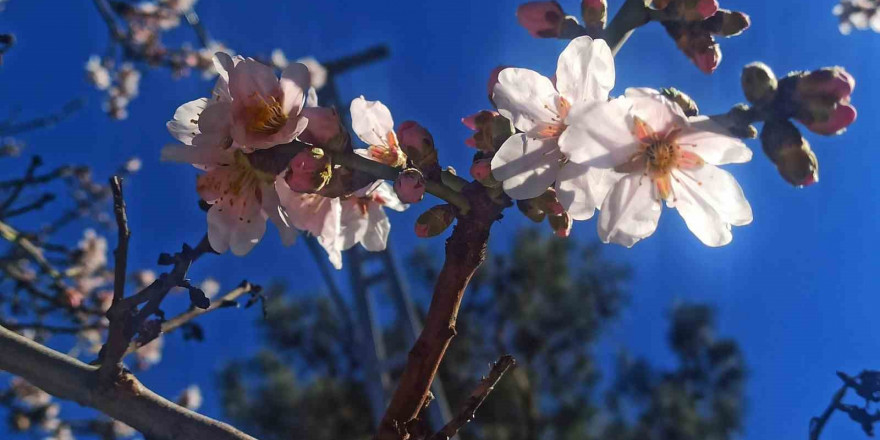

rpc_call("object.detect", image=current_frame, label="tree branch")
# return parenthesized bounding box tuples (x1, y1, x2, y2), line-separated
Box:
(429, 355, 516, 440)
(376, 183, 504, 440)
(603, 0, 651, 55)
(110, 176, 130, 305)
(810, 383, 848, 440)
(0, 324, 258, 440)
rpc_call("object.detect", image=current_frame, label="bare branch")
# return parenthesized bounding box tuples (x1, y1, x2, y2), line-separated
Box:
(429, 355, 516, 440)
(0, 324, 258, 440)
(109, 176, 130, 305)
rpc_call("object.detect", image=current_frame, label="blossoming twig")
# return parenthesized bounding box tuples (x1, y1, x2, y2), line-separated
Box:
(428, 355, 517, 440)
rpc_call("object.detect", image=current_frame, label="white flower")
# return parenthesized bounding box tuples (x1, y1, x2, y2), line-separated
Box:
(351, 96, 406, 167)
(339, 181, 407, 253)
(295, 56, 328, 90)
(10, 377, 51, 408)
(176, 384, 203, 411)
(490, 35, 615, 203)
(76, 229, 108, 275)
(276, 181, 343, 269)
(85, 55, 111, 91)
(560, 88, 753, 247)
(199, 277, 220, 299)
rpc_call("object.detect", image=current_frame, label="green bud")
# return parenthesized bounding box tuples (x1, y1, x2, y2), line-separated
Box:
(661, 87, 700, 117)
(741, 62, 778, 105)
(415, 204, 457, 238)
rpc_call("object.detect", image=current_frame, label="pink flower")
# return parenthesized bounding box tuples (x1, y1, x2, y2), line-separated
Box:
(276, 183, 343, 269)
(285, 148, 332, 193)
(300, 106, 342, 147)
(517, 1, 566, 38)
(223, 58, 310, 151)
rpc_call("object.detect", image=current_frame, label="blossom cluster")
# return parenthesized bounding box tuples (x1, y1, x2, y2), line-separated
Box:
(834, 0, 880, 34)
(163, 54, 408, 268)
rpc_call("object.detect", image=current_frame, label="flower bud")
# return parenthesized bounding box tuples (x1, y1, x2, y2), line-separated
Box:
(581, 0, 607, 34)
(394, 168, 426, 203)
(548, 212, 573, 238)
(713, 10, 751, 36)
(760, 119, 818, 187)
(660, 87, 699, 117)
(397, 121, 439, 171)
(517, 1, 566, 38)
(797, 101, 857, 136)
(470, 158, 500, 187)
(415, 204, 457, 238)
(665, 22, 721, 74)
(517, 199, 546, 223)
(678, 0, 719, 21)
(285, 148, 332, 193)
(535, 188, 565, 216)
(741, 62, 777, 105)
(300, 107, 343, 148)
(796, 66, 855, 101)
(462, 110, 514, 153)
(650, 0, 672, 10)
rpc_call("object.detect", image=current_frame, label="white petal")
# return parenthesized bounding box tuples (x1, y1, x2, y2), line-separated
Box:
(556, 162, 620, 221)
(351, 96, 394, 147)
(559, 98, 636, 168)
(555, 36, 615, 104)
(206, 205, 232, 254)
(674, 165, 752, 227)
(339, 199, 369, 251)
(491, 134, 562, 200)
(625, 88, 688, 135)
(305, 87, 319, 108)
(598, 174, 662, 247)
(680, 116, 753, 165)
(371, 181, 408, 212)
(280, 62, 310, 115)
(228, 213, 267, 256)
(492, 68, 559, 133)
(166, 98, 207, 144)
(265, 179, 297, 247)
(362, 203, 390, 252)
(669, 173, 732, 247)
(213, 52, 235, 84)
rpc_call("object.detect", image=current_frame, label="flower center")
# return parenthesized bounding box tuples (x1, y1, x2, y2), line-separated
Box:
(247, 95, 288, 135)
(644, 140, 679, 176)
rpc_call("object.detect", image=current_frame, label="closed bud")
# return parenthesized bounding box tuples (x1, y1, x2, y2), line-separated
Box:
(678, 0, 719, 21)
(300, 107, 344, 149)
(415, 204, 457, 238)
(661, 87, 700, 116)
(666, 22, 721, 74)
(394, 168, 427, 203)
(470, 158, 500, 187)
(285, 148, 332, 193)
(548, 212, 573, 238)
(797, 100, 857, 136)
(534, 188, 565, 215)
(796, 66, 855, 101)
(517, 1, 566, 38)
(462, 110, 513, 153)
(741, 62, 777, 104)
(581, 0, 607, 33)
(760, 119, 819, 187)
(517, 199, 546, 223)
(715, 10, 751, 36)
(650, 0, 673, 10)
(397, 121, 439, 171)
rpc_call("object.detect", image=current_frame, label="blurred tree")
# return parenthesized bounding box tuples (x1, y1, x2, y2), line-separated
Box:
(218, 229, 746, 440)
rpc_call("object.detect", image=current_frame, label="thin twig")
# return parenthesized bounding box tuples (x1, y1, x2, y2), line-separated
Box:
(109, 176, 130, 305)
(123, 280, 256, 357)
(1, 193, 55, 218)
(810, 383, 848, 440)
(429, 355, 517, 440)
(0, 99, 84, 137)
(0, 156, 41, 214)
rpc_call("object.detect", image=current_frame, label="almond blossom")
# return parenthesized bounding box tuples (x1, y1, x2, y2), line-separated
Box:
(276, 181, 344, 269)
(339, 181, 407, 253)
(351, 96, 407, 167)
(490, 35, 615, 202)
(560, 88, 753, 247)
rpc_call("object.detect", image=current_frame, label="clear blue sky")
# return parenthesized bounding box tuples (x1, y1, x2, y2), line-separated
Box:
(1, 0, 878, 438)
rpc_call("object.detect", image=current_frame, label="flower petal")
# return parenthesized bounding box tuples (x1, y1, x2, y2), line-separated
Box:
(228, 59, 280, 104)
(371, 181, 408, 212)
(598, 174, 662, 247)
(625, 88, 688, 135)
(556, 162, 619, 221)
(492, 68, 559, 133)
(280, 62, 310, 115)
(555, 36, 615, 104)
(166, 98, 207, 144)
(265, 179, 296, 247)
(351, 96, 394, 147)
(339, 199, 369, 251)
(560, 98, 636, 168)
(680, 116, 753, 165)
(669, 174, 731, 247)
(491, 134, 561, 200)
(674, 165, 752, 227)
(362, 203, 390, 252)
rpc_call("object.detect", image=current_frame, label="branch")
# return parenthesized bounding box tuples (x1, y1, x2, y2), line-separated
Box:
(0, 99, 84, 137)
(810, 382, 848, 440)
(376, 183, 504, 440)
(429, 355, 516, 440)
(0, 324, 257, 440)
(110, 176, 130, 305)
(603, 0, 651, 55)
(122, 280, 257, 357)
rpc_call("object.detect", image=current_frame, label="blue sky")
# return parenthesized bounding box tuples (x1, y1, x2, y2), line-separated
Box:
(1, 0, 878, 438)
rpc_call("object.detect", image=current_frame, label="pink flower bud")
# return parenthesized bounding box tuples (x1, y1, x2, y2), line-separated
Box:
(679, 0, 718, 21)
(797, 67, 856, 101)
(581, 0, 607, 33)
(63, 288, 84, 308)
(397, 121, 438, 171)
(760, 119, 819, 187)
(394, 168, 426, 203)
(802, 102, 857, 136)
(693, 42, 721, 74)
(286, 148, 332, 193)
(536, 188, 565, 215)
(462, 110, 511, 153)
(549, 212, 572, 238)
(301, 107, 342, 148)
(470, 159, 493, 181)
(415, 204, 457, 238)
(517, 1, 566, 38)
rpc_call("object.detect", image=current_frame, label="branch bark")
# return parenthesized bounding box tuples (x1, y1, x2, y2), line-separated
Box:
(375, 183, 505, 440)
(0, 324, 258, 440)
(604, 0, 651, 55)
